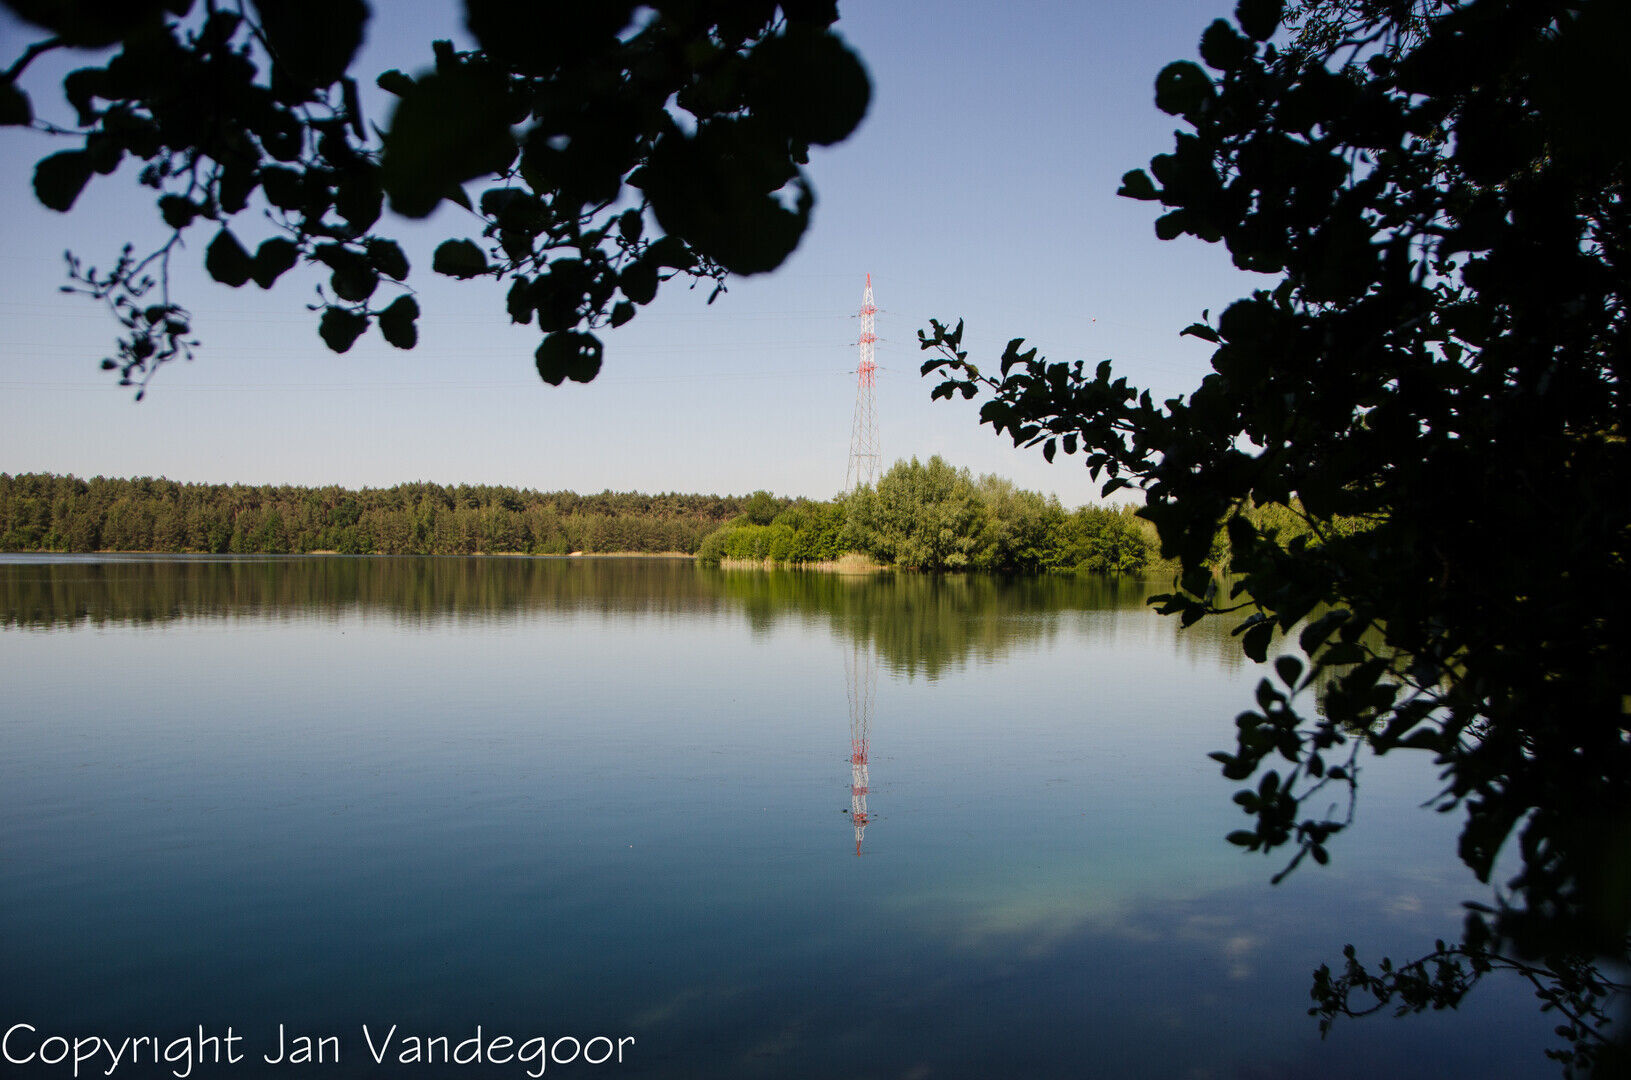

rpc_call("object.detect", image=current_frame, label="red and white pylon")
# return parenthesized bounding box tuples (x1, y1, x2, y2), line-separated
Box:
(844, 274, 880, 493)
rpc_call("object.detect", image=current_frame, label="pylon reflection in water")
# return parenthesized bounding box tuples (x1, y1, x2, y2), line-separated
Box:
(844, 640, 877, 855)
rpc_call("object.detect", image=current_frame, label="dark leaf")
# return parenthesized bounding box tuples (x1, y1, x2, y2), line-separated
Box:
(643, 123, 813, 275)
(1154, 211, 1188, 241)
(534, 330, 604, 385)
(365, 238, 409, 281)
(1235, 0, 1283, 41)
(0, 84, 33, 126)
(376, 69, 414, 96)
(645, 235, 697, 271)
(33, 151, 93, 212)
(506, 276, 533, 325)
(618, 209, 643, 244)
(317, 306, 367, 352)
(377, 295, 419, 349)
(1199, 19, 1250, 72)
(329, 261, 378, 302)
(334, 172, 383, 231)
(431, 239, 489, 279)
(1153, 61, 1212, 118)
(1241, 619, 1274, 663)
(251, 237, 299, 289)
(158, 195, 195, 230)
(1117, 168, 1159, 200)
(251, 0, 367, 89)
(743, 27, 871, 146)
(205, 228, 253, 287)
(1299, 609, 1349, 655)
(620, 260, 658, 305)
(381, 66, 519, 218)
(1320, 641, 1367, 666)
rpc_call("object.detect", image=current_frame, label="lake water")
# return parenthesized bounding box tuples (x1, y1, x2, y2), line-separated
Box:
(1, 555, 1556, 1078)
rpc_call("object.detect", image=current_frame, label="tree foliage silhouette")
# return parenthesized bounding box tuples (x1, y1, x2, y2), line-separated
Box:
(0, 0, 868, 394)
(921, 0, 1628, 1070)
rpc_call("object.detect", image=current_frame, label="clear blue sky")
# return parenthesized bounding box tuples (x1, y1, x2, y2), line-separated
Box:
(0, 1, 1264, 505)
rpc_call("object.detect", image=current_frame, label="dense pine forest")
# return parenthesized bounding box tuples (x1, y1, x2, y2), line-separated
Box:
(0, 473, 760, 556)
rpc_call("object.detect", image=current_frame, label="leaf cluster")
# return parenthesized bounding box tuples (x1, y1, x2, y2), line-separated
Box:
(1310, 940, 1629, 1078)
(3, 0, 869, 391)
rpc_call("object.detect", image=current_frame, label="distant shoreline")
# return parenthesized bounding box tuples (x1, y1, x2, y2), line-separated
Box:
(0, 474, 758, 558)
(0, 549, 699, 559)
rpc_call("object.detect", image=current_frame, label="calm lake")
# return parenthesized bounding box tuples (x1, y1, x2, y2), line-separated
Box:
(1, 555, 1555, 1078)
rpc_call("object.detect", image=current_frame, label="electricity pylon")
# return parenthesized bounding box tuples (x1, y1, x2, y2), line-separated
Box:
(844, 274, 879, 493)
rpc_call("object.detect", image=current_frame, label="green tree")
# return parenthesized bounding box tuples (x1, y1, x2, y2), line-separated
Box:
(741, 489, 782, 526)
(1, 0, 868, 395)
(921, 0, 1628, 1070)
(1050, 505, 1149, 575)
(969, 474, 1063, 571)
(774, 498, 848, 562)
(847, 456, 984, 570)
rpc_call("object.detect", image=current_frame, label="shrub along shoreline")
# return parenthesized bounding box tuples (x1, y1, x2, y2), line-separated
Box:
(698, 456, 1154, 574)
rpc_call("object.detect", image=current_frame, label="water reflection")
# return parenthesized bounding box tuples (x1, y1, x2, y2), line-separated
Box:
(843, 641, 876, 855)
(0, 554, 1558, 1077)
(0, 554, 1247, 677)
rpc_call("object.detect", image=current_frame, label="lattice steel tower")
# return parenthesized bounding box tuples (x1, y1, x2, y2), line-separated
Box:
(844, 274, 880, 492)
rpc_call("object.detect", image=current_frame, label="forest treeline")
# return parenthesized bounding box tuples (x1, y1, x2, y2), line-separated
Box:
(0, 473, 765, 555)
(1, 462, 1154, 571)
(1, 463, 1339, 572)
